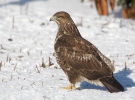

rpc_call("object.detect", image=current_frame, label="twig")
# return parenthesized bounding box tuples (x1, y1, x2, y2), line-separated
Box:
(13, 49, 15, 52)
(125, 62, 127, 70)
(9, 57, 11, 63)
(6, 53, 9, 62)
(41, 57, 46, 68)
(2, 78, 4, 82)
(20, 0, 22, 14)
(36, 65, 40, 73)
(10, 74, 13, 81)
(49, 57, 54, 66)
(113, 11, 117, 22)
(12, 16, 14, 29)
(1, 44, 5, 50)
(40, 51, 42, 55)
(31, 82, 35, 86)
(13, 63, 17, 71)
(80, 17, 83, 27)
(21, 86, 23, 90)
(25, 3, 29, 15)
(4, 0, 7, 14)
(42, 81, 44, 86)
(27, 51, 30, 56)
(120, 19, 122, 28)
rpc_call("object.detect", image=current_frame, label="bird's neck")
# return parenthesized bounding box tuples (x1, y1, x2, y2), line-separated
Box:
(56, 21, 81, 39)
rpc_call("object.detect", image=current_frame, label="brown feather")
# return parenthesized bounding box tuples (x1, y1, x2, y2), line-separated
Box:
(51, 11, 124, 93)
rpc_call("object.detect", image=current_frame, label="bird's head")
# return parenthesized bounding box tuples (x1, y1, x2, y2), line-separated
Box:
(50, 11, 72, 25)
(50, 11, 81, 37)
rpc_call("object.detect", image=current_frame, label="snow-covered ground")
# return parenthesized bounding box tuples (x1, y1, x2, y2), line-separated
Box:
(0, 0, 135, 100)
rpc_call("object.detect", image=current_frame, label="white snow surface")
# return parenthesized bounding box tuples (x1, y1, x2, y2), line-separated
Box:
(0, 0, 135, 100)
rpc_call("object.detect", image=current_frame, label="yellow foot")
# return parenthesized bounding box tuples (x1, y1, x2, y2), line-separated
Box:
(61, 84, 76, 90)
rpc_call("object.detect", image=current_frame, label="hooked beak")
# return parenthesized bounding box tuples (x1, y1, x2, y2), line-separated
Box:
(50, 16, 57, 21)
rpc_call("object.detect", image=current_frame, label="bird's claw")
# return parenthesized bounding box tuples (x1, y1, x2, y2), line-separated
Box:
(61, 84, 76, 90)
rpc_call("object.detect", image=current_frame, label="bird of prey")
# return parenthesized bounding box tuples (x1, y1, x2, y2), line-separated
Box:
(50, 11, 124, 93)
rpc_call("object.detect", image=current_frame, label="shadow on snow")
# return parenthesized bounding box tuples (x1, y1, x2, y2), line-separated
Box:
(0, 0, 48, 7)
(80, 68, 135, 92)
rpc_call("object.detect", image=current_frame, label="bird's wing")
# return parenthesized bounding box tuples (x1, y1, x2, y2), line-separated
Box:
(55, 35, 113, 80)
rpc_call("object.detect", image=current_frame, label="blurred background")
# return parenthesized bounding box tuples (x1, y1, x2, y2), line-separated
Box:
(0, 0, 135, 99)
(0, 0, 135, 19)
(86, 0, 135, 19)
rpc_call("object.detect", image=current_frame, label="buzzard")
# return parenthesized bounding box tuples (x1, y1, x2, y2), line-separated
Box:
(50, 11, 124, 93)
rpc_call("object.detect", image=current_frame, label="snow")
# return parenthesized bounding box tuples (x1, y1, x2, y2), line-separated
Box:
(0, 0, 135, 100)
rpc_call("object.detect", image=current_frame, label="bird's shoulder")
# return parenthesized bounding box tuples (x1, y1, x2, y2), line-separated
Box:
(55, 34, 114, 71)
(55, 34, 91, 48)
(55, 34, 101, 60)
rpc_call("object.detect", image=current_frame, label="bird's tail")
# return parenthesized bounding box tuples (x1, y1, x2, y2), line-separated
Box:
(100, 76, 124, 93)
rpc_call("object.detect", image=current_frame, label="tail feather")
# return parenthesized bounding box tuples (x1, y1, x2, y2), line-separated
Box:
(100, 76, 124, 93)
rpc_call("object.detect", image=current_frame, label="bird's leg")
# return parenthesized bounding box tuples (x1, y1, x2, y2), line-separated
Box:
(61, 83, 76, 90)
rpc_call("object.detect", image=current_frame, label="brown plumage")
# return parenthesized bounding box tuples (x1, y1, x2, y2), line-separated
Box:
(50, 11, 124, 93)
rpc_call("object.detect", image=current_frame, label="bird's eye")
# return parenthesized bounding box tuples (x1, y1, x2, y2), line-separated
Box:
(57, 16, 61, 18)
(57, 15, 63, 19)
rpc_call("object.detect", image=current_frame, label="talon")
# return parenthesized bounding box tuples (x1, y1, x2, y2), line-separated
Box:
(61, 84, 76, 90)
